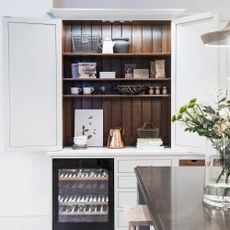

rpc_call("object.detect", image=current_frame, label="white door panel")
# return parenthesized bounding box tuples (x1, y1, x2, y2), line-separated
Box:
(4, 17, 62, 151)
(172, 12, 219, 153)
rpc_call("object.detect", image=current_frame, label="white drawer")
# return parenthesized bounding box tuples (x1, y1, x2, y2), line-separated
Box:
(118, 176, 137, 189)
(118, 191, 137, 208)
(118, 159, 171, 173)
(118, 210, 127, 227)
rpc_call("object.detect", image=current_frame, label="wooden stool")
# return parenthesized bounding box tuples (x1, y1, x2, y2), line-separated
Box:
(125, 205, 152, 230)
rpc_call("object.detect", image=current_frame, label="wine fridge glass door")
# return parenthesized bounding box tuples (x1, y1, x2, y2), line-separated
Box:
(58, 168, 109, 223)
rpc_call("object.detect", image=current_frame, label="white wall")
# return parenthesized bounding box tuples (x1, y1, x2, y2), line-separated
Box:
(54, 0, 230, 18)
(0, 1, 53, 230)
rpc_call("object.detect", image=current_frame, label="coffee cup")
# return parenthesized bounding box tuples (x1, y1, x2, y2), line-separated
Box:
(83, 87, 94, 95)
(71, 87, 82, 94)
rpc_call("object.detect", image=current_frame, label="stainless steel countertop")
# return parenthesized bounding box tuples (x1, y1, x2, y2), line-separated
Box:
(135, 166, 230, 230)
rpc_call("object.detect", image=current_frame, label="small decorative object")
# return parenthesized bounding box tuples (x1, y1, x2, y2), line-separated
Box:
(137, 122, 160, 138)
(112, 38, 129, 53)
(136, 137, 163, 149)
(155, 86, 161, 95)
(141, 69, 149, 78)
(172, 97, 230, 208)
(73, 136, 88, 148)
(155, 60, 166, 78)
(75, 109, 103, 146)
(116, 85, 148, 95)
(100, 86, 106, 94)
(98, 37, 115, 53)
(72, 33, 100, 53)
(133, 69, 149, 79)
(83, 87, 94, 95)
(150, 61, 156, 78)
(71, 63, 79, 78)
(149, 86, 154, 95)
(162, 86, 168, 95)
(124, 64, 136, 79)
(78, 62, 97, 78)
(107, 128, 125, 148)
(99, 71, 116, 79)
(70, 87, 82, 95)
(133, 69, 142, 78)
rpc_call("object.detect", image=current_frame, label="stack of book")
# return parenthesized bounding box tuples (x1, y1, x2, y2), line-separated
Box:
(136, 138, 163, 149)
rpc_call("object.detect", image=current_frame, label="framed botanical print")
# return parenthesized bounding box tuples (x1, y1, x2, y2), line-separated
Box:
(74, 109, 103, 146)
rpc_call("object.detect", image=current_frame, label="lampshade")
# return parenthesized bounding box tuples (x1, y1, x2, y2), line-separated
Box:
(201, 21, 230, 47)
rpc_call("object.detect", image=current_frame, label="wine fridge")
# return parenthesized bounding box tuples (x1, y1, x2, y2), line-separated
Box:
(53, 159, 114, 230)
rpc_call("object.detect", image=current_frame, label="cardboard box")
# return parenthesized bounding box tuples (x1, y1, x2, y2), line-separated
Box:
(133, 69, 149, 78)
(99, 71, 116, 78)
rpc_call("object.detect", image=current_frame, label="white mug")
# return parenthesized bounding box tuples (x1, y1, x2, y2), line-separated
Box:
(71, 87, 82, 94)
(83, 87, 94, 95)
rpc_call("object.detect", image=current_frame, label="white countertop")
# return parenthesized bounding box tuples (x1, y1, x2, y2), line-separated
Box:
(48, 147, 205, 158)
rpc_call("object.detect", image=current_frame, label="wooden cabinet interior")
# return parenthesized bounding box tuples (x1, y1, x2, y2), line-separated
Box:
(62, 20, 171, 147)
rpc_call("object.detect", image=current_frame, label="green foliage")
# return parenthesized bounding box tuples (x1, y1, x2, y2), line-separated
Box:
(172, 97, 230, 140)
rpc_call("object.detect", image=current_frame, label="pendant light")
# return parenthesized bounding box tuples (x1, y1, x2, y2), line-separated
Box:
(201, 21, 230, 47)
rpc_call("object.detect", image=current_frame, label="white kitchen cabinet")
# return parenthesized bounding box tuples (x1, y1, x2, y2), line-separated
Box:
(3, 11, 220, 154)
(118, 159, 172, 173)
(48, 147, 205, 230)
(3, 17, 62, 152)
(115, 157, 172, 230)
(171, 11, 219, 153)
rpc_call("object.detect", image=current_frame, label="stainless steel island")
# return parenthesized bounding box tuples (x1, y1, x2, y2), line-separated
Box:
(134, 166, 230, 230)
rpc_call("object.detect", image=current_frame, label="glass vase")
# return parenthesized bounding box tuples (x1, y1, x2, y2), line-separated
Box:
(203, 139, 230, 208)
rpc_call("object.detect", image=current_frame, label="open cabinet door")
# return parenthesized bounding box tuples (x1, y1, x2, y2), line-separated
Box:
(3, 17, 62, 152)
(171, 11, 219, 153)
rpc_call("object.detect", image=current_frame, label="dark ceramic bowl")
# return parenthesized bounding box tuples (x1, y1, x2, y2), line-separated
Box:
(116, 85, 148, 95)
(112, 38, 129, 53)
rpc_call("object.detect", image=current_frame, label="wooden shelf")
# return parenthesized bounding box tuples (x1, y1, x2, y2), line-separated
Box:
(63, 78, 171, 81)
(63, 94, 170, 98)
(59, 211, 108, 216)
(63, 52, 171, 57)
(59, 201, 108, 206)
(59, 177, 108, 181)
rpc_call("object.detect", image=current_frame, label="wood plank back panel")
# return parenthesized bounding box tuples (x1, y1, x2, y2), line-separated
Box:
(62, 20, 171, 147)
(162, 24, 171, 53)
(63, 98, 74, 146)
(63, 21, 171, 53)
(122, 22, 132, 52)
(142, 99, 152, 123)
(112, 22, 122, 38)
(152, 26, 162, 53)
(161, 98, 171, 146)
(111, 98, 122, 128)
(151, 99, 162, 136)
(132, 99, 142, 139)
(102, 99, 112, 145)
(142, 24, 152, 53)
(63, 97, 170, 147)
(62, 23, 72, 52)
(132, 24, 142, 53)
(122, 98, 132, 138)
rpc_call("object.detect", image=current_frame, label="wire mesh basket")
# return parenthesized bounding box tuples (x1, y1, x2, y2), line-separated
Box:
(137, 122, 159, 138)
(72, 34, 100, 53)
